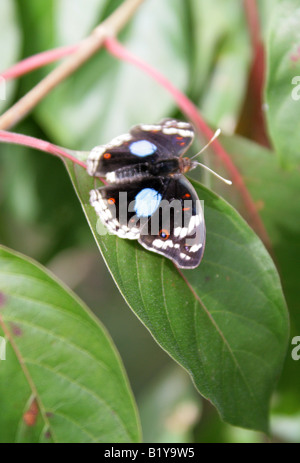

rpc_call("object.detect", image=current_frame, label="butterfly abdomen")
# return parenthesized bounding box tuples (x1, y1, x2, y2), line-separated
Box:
(106, 159, 186, 184)
(106, 163, 151, 184)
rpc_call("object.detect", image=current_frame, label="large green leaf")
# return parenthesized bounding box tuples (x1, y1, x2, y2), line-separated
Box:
(214, 134, 300, 411)
(64, 155, 289, 433)
(265, 0, 300, 165)
(219, 135, 300, 328)
(189, 0, 250, 131)
(0, 245, 141, 443)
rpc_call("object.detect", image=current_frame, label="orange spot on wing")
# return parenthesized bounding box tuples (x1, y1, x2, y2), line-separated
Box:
(159, 229, 170, 240)
(103, 152, 111, 159)
(108, 197, 116, 204)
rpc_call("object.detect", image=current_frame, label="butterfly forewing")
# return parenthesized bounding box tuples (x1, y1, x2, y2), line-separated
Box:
(87, 119, 194, 178)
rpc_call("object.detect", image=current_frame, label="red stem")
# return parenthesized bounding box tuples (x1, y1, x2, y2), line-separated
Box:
(104, 37, 270, 247)
(238, 0, 270, 147)
(0, 130, 87, 169)
(243, 0, 261, 49)
(1, 45, 79, 81)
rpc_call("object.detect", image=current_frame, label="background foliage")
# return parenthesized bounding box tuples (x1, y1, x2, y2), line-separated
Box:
(0, 0, 299, 443)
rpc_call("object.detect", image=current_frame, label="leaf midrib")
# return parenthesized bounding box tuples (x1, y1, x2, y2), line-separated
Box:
(175, 267, 258, 405)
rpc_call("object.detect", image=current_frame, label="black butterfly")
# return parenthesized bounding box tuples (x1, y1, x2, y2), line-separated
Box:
(87, 119, 205, 269)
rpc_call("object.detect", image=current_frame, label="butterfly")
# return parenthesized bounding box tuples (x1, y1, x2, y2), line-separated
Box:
(87, 119, 206, 269)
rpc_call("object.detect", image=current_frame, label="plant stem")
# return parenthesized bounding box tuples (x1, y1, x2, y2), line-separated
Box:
(0, 0, 145, 130)
(1, 45, 78, 81)
(237, 0, 270, 147)
(0, 130, 87, 169)
(243, 0, 261, 49)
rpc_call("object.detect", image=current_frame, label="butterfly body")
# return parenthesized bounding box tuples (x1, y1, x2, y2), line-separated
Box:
(99, 157, 197, 185)
(87, 119, 205, 269)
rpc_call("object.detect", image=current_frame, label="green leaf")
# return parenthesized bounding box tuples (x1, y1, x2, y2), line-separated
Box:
(219, 134, 299, 329)
(215, 134, 300, 411)
(65, 157, 289, 433)
(0, 245, 141, 443)
(265, 0, 300, 165)
(189, 0, 251, 131)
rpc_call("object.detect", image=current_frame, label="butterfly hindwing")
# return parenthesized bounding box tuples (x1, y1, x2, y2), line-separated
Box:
(90, 176, 205, 268)
(87, 119, 194, 178)
(89, 178, 167, 240)
(138, 177, 205, 269)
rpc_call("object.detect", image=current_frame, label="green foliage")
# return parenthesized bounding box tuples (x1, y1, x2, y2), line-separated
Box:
(0, 246, 140, 443)
(0, 0, 299, 444)
(218, 134, 300, 414)
(65, 157, 289, 433)
(265, 0, 300, 165)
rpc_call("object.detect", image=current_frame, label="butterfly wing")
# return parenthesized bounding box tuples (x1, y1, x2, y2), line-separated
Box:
(87, 119, 194, 177)
(90, 176, 205, 268)
(89, 178, 167, 239)
(138, 176, 205, 269)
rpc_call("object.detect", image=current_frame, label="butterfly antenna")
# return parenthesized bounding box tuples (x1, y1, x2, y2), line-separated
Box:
(190, 128, 222, 160)
(194, 161, 232, 185)
(189, 128, 231, 185)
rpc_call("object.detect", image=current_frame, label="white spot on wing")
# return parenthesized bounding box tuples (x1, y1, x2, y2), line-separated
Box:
(87, 146, 105, 175)
(134, 188, 162, 217)
(174, 227, 188, 239)
(140, 124, 162, 131)
(179, 227, 188, 239)
(153, 239, 174, 250)
(190, 244, 202, 252)
(162, 128, 193, 137)
(106, 171, 116, 183)
(174, 227, 181, 238)
(180, 253, 191, 261)
(177, 122, 191, 128)
(107, 133, 132, 147)
(129, 140, 157, 157)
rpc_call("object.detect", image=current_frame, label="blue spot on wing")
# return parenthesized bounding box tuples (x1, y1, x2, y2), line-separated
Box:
(134, 188, 162, 217)
(129, 140, 157, 157)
